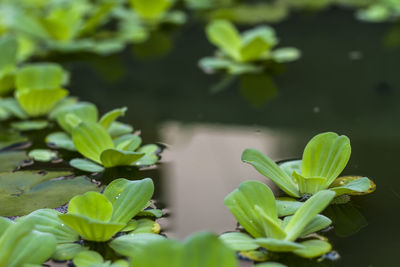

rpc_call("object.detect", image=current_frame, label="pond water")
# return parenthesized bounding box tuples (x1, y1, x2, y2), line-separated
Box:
(4, 6, 400, 267)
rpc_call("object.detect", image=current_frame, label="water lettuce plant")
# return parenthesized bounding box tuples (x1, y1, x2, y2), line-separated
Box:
(242, 132, 375, 199)
(199, 19, 300, 75)
(20, 178, 161, 260)
(221, 180, 335, 259)
(0, 217, 56, 266)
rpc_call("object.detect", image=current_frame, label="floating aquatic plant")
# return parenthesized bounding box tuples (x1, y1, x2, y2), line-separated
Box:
(221, 180, 335, 259)
(0, 218, 56, 267)
(242, 132, 375, 200)
(20, 178, 161, 260)
(199, 19, 300, 75)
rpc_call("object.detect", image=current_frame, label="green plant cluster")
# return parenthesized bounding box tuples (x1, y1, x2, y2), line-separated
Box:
(0, 62, 161, 172)
(220, 132, 376, 263)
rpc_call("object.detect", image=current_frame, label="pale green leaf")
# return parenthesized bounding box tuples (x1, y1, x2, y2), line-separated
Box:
(255, 237, 304, 252)
(28, 149, 57, 162)
(293, 239, 332, 258)
(108, 121, 134, 137)
(53, 243, 88, 261)
(59, 213, 125, 242)
(100, 148, 144, 168)
(16, 63, 66, 91)
(129, 218, 160, 234)
(70, 158, 105, 173)
(206, 20, 242, 61)
(72, 121, 114, 164)
(56, 102, 98, 133)
(292, 171, 327, 195)
(68, 191, 113, 222)
(284, 190, 335, 241)
(46, 132, 76, 151)
(99, 107, 127, 130)
(278, 160, 302, 177)
(105, 178, 154, 224)
(224, 180, 281, 238)
(301, 132, 351, 187)
(241, 149, 299, 197)
(114, 134, 142, 151)
(271, 47, 301, 63)
(283, 214, 331, 237)
(109, 233, 165, 256)
(276, 197, 303, 217)
(136, 144, 159, 166)
(73, 251, 104, 266)
(219, 232, 259, 251)
(330, 177, 371, 196)
(15, 88, 68, 117)
(256, 262, 287, 267)
(11, 120, 49, 131)
(130, 0, 173, 20)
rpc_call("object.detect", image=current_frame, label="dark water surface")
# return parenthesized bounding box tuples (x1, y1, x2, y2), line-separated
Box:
(45, 8, 399, 267)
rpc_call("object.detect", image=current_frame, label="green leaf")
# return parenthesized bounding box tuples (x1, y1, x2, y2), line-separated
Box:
(206, 20, 242, 61)
(0, 172, 99, 216)
(59, 213, 125, 242)
(254, 206, 286, 239)
(0, 36, 17, 73)
(11, 120, 49, 131)
(16, 63, 66, 91)
(224, 180, 281, 238)
(99, 107, 127, 130)
(70, 158, 105, 173)
(72, 121, 114, 164)
(283, 214, 331, 237)
(56, 102, 98, 133)
(137, 209, 163, 218)
(301, 132, 351, 188)
(20, 209, 78, 243)
(0, 217, 12, 237)
(109, 233, 165, 256)
(255, 263, 287, 267)
(329, 177, 371, 196)
(46, 132, 76, 151)
(219, 232, 259, 251)
(129, 218, 160, 234)
(284, 190, 335, 241)
(0, 220, 56, 267)
(15, 88, 68, 117)
(292, 171, 327, 195)
(278, 160, 302, 177)
(271, 47, 301, 63)
(28, 149, 57, 162)
(276, 197, 303, 217)
(108, 121, 134, 137)
(73, 251, 104, 266)
(105, 178, 154, 224)
(68, 192, 113, 222)
(136, 144, 159, 166)
(114, 134, 142, 151)
(0, 98, 28, 119)
(241, 149, 299, 197)
(53, 244, 88, 261)
(130, 0, 173, 20)
(183, 232, 237, 267)
(255, 238, 304, 252)
(293, 239, 332, 258)
(240, 26, 276, 62)
(100, 148, 144, 168)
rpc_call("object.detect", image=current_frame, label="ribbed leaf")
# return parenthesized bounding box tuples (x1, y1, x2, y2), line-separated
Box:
(206, 20, 242, 61)
(284, 190, 335, 241)
(255, 238, 304, 252)
(330, 176, 372, 196)
(302, 132, 351, 188)
(52, 243, 88, 261)
(276, 197, 303, 217)
(72, 121, 114, 164)
(242, 149, 299, 197)
(109, 233, 165, 256)
(278, 160, 302, 177)
(224, 180, 281, 238)
(15, 63, 65, 91)
(56, 102, 98, 133)
(68, 192, 113, 222)
(0, 220, 56, 267)
(293, 240, 332, 258)
(16, 88, 68, 117)
(105, 178, 154, 224)
(59, 214, 124, 242)
(21, 209, 78, 243)
(99, 107, 127, 130)
(100, 148, 144, 168)
(219, 232, 259, 251)
(283, 214, 331, 238)
(292, 171, 327, 195)
(114, 134, 142, 151)
(136, 144, 160, 166)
